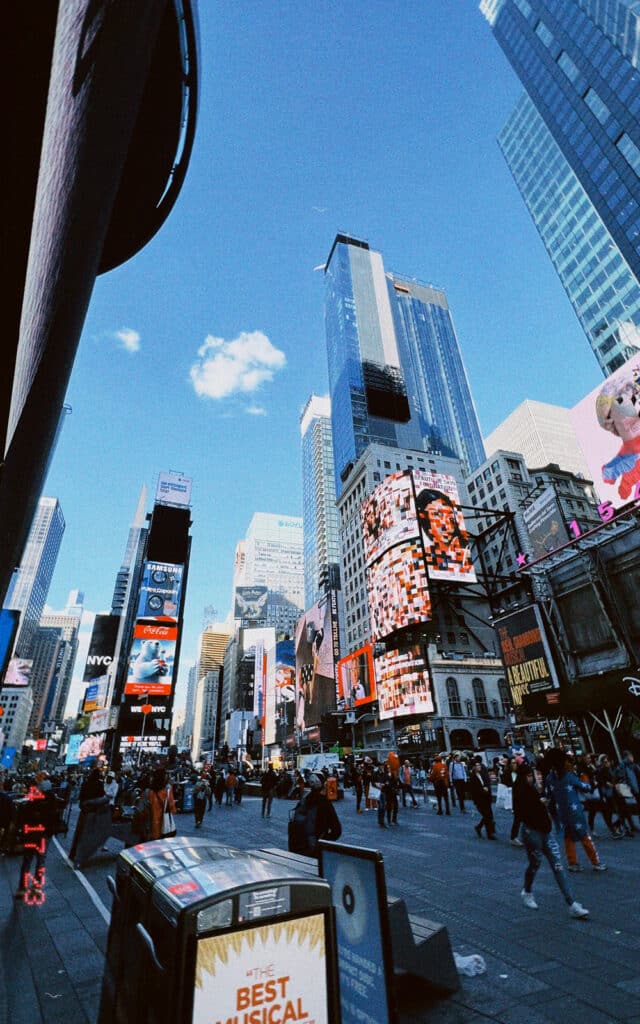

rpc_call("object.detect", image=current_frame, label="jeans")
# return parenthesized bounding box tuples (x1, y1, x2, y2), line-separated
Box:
(452, 780, 466, 812)
(402, 783, 418, 807)
(522, 826, 573, 904)
(261, 794, 274, 817)
(434, 783, 450, 814)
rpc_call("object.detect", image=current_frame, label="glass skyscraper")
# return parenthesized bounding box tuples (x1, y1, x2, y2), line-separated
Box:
(482, 0, 640, 372)
(324, 234, 485, 497)
(300, 395, 342, 608)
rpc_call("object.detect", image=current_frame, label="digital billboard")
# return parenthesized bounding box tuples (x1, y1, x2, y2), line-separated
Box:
(0, 609, 20, 680)
(361, 471, 416, 566)
(522, 487, 569, 561)
(117, 696, 172, 756)
(65, 732, 105, 764)
(83, 613, 119, 683)
(83, 675, 109, 713)
(124, 620, 177, 696)
(137, 562, 183, 621)
(570, 353, 640, 510)
(275, 639, 295, 703)
(495, 605, 559, 717)
(374, 642, 434, 720)
(413, 469, 476, 583)
(337, 644, 376, 709)
(156, 470, 192, 507)
(295, 592, 340, 731)
(366, 540, 431, 641)
(4, 657, 32, 687)
(234, 586, 268, 624)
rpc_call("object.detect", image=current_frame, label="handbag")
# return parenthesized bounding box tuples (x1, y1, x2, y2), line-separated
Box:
(368, 785, 381, 802)
(615, 782, 634, 803)
(161, 786, 176, 837)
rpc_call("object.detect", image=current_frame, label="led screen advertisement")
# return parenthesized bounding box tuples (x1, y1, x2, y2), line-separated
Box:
(117, 696, 172, 756)
(374, 642, 434, 720)
(361, 471, 416, 565)
(522, 487, 569, 561)
(83, 613, 119, 683)
(4, 657, 32, 687)
(137, 562, 183, 621)
(0, 609, 20, 680)
(366, 540, 431, 641)
(295, 592, 340, 731)
(83, 675, 109, 714)
(495, 605, 559, 718)
(65, 732, 106, 765)
(570, 353, 640, 511)
(124, 620, 177, 696)
(275, 639, 295, 703)
(337, 644, 376, 709)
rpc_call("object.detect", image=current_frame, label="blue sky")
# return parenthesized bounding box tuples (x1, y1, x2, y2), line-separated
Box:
(44, 2, 604, 715)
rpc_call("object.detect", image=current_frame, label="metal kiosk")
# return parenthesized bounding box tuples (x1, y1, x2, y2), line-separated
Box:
(106, 840, 341, 1024)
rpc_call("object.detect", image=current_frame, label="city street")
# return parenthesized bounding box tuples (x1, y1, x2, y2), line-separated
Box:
(1, 789, 639, 1023)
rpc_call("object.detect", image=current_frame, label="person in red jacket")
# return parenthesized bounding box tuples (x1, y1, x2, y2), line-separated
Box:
(429, 754, 451, 815)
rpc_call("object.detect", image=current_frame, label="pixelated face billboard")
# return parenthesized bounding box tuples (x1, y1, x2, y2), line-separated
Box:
(124, 621, 177, 696)
(374, 642, 434, 720)
(336, 644, 376, 709)
(361, 471, 416, 566)
(294, 593, 339, 731)
(570, 353, 640, 510)
(412, 470, 476, 583)
(366, 539, 431, 641)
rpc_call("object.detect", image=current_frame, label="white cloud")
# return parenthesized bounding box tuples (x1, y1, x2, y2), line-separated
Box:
(190, 330, 286, 400)
(247, 405, 267, 416)
(112, 327, 141, 353)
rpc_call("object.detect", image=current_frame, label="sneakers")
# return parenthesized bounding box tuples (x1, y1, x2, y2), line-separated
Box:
(593, 863, 608, 872)
(569, 901, 590, 919)
(511, 837, 523, 847)
(521, 889, 538, 910)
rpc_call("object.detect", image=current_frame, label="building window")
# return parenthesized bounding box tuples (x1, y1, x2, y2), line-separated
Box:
(535, 20, 553, 48)
(446, 678, 462, 717)
(557, 50, 579, 84)
(498, 678, 510, 717)
(584, 88, 609, 125)
(472, 677, 489, 717)
(617, 133, 640, 177)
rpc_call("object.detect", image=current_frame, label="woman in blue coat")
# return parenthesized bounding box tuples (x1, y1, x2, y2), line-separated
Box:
(545, 750, 607, 872)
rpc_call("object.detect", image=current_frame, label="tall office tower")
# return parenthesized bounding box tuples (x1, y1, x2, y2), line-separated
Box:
(499, 93, 640, 375)
(199, 624, 231, 678)
(484, 399, 591, 478)
(324, 234, 485, 498)
(191, 670, 221, 762)
(29, 598, 82, 730)
(301, 395, 342, 608)
(184, 663, 198, 743)
(482, 1, 640, 373)
(234, 513, 305, 636)
(111, 485, 147, 613)
(4, 496, 65, 658)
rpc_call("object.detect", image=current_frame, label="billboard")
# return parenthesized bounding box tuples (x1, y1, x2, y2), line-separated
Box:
(88, 706, 119, 734)
(65, 732, 105, 764)
(0, 609, 20, 680)
(137, 562, 183, 621)
(4, 657, 32, 687)
(522, 487, 569, 561)
(275, 640, 295, 703)
(234, 586, 268, 624)
(570, 353, 640, 510)
(295, 592, 340, 731)
(83, 613, 119, 683)
(361, 471, 416, 565)
(495, 605, 559, 716)
(413, 469, 476, 583)
(337, 644, 376, 709)
(366, 540, 431, 641)
(116, 696, 172, 756)
(124, 620, 177, 696)
(374, 641, 434, 720)
(156, 470, 192, 507)
(83, 675, 109, 714)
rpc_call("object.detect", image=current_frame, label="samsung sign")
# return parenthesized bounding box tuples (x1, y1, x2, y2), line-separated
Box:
(156, 471, 192, 507)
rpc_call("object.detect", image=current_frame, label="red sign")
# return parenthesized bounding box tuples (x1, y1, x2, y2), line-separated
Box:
(141, 704, 153, 715)
(35, 739, 47, 751)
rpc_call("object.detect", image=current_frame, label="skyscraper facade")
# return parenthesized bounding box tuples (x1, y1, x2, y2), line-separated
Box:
(484, 399, 591, 478)
(300, 395, 342, 608)
(499, 92, 640, 375)
(324, 234, 485, 497)
(4, 496, 65, 657)
(234, 514, 304, 636)
(482, 0, 640, 371)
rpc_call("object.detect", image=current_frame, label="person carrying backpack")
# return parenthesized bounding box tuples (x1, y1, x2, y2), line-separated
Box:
(288, 774, 342, 857)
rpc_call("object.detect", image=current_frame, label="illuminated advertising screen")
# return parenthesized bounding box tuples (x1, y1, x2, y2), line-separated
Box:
(0, 609, 20, 680)
(366, 540, 431, 641)
(361, 471, 416, 566)
(275, 639, 295, 703)
(192, 914, 329, 1024)
(65, 732, 106, 764)
(83, 675, 109, 714)
(117, 696, 172, 756)
(295, 592, 340, 730)
(412, 469, 476, 583)
(374, 642, 434, 720)
(495, 605, 559, 717)
(337, 644, 376, 709)
(234, 586, 268, 623)
(83, 613, 119, 683)
(124, 621, 177, 696)
(522, 487, 569, 561)
(137, 562, 183, 621)
(4, 657, 32, 687)
(570, 353, 640, 510)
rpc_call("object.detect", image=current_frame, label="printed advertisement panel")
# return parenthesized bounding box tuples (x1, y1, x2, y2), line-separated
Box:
(295, 592, 339, 731)
(495, 605, 559, 717)
(83, 675, 109, 714)
(570, 353, 640, 510)
(361, 471, 415, 566)
(192, 914, 328, 1024)
(234, 586, 268, 623)
(366, 540, 431, 641)
(522, 487, 569, 561)
(4, 657, 32, 687)
(137, 562, 183, 621)
(412, 469, 476, 583)
(156, 470, 192, 507)
(124, 621, 177, 696)
(374, 642, 434, 720)
(83, 613, 119, 683)
(337, 645, 376, 709)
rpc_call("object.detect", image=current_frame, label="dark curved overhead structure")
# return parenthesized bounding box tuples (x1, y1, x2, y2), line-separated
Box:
(2, 0, 199, 604)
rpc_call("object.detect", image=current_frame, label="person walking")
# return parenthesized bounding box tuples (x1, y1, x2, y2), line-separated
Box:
(468, 757, 496, 838)
(501, 757, 524, 846)
(546, 751, 606, 872)
(514, 763, 590, 919)
(225, 768, 237, 807)
(449, 753, 468, 813)
(429, 754, 450, 815)
(614, 751, 639, 834)
(401, 760, 419, 808)
(104, 771, 119, 807)
(148, 768, 177, 840)
(384, 765, 400, 826)
(261, 764, 278, 818)
(289, 774, 342, 856)
(353, 764, 364, 814)
(193, 775, 211, 828)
